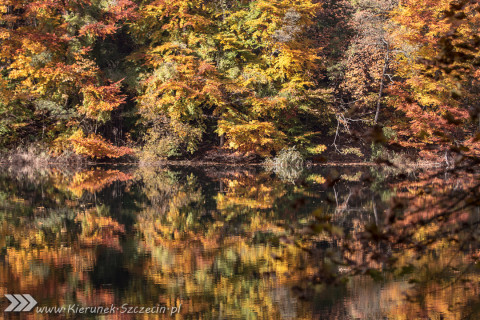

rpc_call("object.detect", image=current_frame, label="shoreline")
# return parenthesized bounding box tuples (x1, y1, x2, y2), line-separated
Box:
(0, 160, 444, 168)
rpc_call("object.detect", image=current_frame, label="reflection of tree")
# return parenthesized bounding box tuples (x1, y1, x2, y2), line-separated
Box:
(68, 169, 134, 197)
(332, 255, 480, 319)
(1, 207, 125, 284)
(4, 164, 480, 318)
(76, 208, 125, 250)
(0, 168, 139, 318)
(288, 166, 480, 319)
(216, 172, 287, 211)
(372, 170, 480, 319)
(134, 168, 318, 319)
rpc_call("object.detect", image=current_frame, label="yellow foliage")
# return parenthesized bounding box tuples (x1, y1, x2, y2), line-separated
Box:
(218, 120, 287, 156)
(307, 144, 327, 155)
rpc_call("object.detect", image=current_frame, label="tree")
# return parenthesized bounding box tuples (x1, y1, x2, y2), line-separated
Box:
(0, 0, 136, 158)
(340, 0, 398, 124)
(387, 0, 480, 154)
(216, 0, 325, 156)
(132, 0, 224, 158)
(133, 0, 327, 159)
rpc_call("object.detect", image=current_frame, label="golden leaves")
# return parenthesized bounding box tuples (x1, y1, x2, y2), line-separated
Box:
(69, 129, 134, 159)
(68, 169, 134, 197)
(218, 120, 287, 156)
(79, 81, 126, 121)
(76, 210, 125, 249)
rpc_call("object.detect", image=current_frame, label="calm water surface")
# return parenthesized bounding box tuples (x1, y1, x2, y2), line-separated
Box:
(0, 165, 478, 319)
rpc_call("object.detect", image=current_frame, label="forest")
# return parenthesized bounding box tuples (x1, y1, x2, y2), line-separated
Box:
(0, 0, 479, 163)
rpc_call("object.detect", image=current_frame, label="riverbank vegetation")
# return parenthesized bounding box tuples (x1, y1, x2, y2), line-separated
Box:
(0, 0, 479, 164)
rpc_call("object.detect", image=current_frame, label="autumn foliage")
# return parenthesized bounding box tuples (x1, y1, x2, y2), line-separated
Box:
(0, 0, 479, 160)
(69, 129, 133, 159)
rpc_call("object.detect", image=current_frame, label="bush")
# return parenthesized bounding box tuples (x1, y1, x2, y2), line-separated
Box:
(140, 119, 203, 161)
(218, 120, 287, 157)
(264, 147, 304, 181)
(371, 144, 419, 176)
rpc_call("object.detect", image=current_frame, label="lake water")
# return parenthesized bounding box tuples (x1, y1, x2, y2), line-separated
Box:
(0, 165, 479, 319)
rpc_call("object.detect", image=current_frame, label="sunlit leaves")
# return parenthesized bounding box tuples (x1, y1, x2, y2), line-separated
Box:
(68, 169, 134, 197)
(218, 120, 287, 157)
(69, 129, 133, 159)
(133, 0, 324, 158)
(79, 81, 126, 121)
(388, 0, 480, 147)
(0, 0, 134, 155)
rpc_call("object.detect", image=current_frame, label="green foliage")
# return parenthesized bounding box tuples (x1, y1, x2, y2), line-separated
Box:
(382, 126, 397, 141)
(371, 127, 398, 160)
(141, 119, 203, 160)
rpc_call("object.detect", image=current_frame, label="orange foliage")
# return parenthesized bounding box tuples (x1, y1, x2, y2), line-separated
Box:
(79, 81, 126, 120)
(76, 210, 125, 250)
(69, 129, 134, 159)
(68, 169, 134, 196)
(388, 0, 480, 150)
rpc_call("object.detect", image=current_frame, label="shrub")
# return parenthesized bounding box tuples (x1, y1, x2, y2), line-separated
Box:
(140, 119, 203, 161)
(218, 120, 287, 157)
(341, 147, 364, 158)
(264, 147, 304, 181)
(306, 144, 327, 155)
(69, 129, 134, 159)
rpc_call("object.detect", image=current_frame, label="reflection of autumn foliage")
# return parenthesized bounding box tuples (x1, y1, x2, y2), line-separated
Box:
(323, 168, 480, 318)
(4, 246, 96, 290)
(134, 168, 316, 318)
(138, 230, 315, 319)
(325, 169, 480, 273)
(5, 165, 480, 318)
(76, 209, 125, 250)
(381, 250, 480, 320)
(0, 168, 145, 318)
(0, 207, 125, 309)
(216, 172, 287, 210)
(336, 249, 480, 320)
(369, 170, 480, 318)
(1, 216, 95, 293)
(68, 169, 133, 197)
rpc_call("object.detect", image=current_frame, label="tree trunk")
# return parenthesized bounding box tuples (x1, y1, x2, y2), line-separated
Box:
(375, 43, 390, 124)
(219, 133, 225, 147)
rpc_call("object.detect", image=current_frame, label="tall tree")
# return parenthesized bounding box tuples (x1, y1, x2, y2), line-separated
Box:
(388, 0, 480, 153)
(216, 0, 325, 156)
(132, 0, 225, 159)
(331, 0, 398, 131)
(134, 0, 327, 159)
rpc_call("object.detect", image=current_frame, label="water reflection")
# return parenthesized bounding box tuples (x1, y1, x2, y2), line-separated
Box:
(0, 165, 478, 319)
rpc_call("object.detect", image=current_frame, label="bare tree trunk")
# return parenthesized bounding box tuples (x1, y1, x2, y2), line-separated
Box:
(219, 0, 227, 147)
(373, 197, 378, 225)
(375, 42, 390, 124)
(219, 134, 225, 147)
(221, 0, 226, 21)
